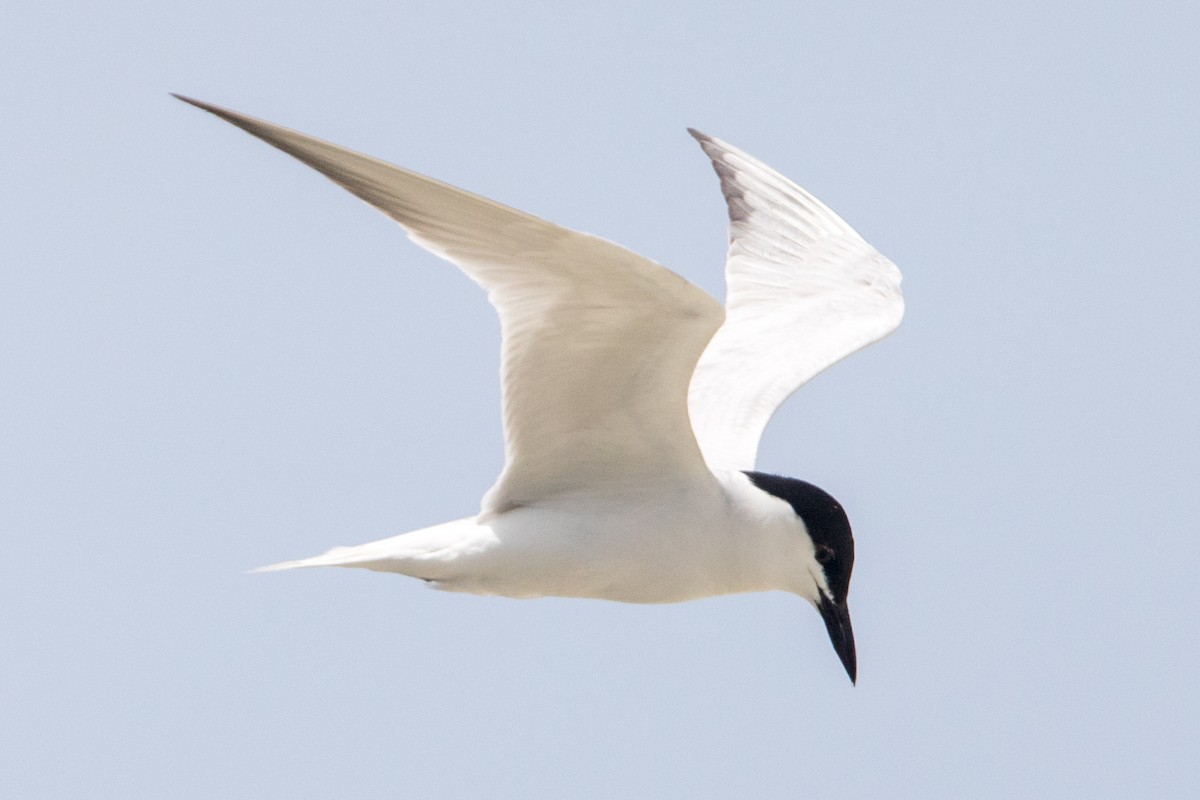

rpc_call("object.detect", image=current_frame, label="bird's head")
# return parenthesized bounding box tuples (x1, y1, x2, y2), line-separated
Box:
(744, 471, 857, 684)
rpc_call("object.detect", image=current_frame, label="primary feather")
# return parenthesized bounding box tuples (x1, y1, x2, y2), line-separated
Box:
(687, 130, 904, 471)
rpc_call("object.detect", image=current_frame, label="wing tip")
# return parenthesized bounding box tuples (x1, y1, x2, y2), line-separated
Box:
(687, 127, 723, 159)
(171, 93, 217, 113)
(171, 93, 253, 129)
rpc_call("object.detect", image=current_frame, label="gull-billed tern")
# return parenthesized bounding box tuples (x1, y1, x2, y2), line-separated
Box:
(177, 95, 903, 683)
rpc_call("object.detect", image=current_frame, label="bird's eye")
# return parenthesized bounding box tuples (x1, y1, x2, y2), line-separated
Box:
(815, 545, 835, 564)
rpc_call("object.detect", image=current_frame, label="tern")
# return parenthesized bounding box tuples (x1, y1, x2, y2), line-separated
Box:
(177, 95, 903, 683)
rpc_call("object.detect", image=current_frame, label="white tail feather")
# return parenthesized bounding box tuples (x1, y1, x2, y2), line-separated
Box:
(247, 518, 490, 577)
(248, 545, 391, 573)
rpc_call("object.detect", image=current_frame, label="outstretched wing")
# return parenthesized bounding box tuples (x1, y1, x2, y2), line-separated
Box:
(686, 130, 903, 472)
(178, 96, 724, 513)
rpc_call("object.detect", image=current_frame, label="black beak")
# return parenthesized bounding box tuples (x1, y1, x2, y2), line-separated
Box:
(817, 592, 857, 684)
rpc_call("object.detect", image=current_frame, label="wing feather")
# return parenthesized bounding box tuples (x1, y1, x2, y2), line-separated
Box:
(687, 130, 903, 471)
(178, 96, 723, 512)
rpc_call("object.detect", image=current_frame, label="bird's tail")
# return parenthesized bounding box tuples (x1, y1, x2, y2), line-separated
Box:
(248, 545, 385, 573)
(248, 517, 487, 576)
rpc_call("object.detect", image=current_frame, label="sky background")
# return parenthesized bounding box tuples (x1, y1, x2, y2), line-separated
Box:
(3, 1, 1198, 797)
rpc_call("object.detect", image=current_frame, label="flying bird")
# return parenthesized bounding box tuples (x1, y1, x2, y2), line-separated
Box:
(176, 95, 903, 683)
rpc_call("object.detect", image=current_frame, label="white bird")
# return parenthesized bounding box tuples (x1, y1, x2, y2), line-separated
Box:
(177, 95, 903, 683)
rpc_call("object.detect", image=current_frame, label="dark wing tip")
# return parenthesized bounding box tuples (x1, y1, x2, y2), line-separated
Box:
(171, 93, 209, 109)
(687, 128, 721, 156)
(171, 95, 254, 130)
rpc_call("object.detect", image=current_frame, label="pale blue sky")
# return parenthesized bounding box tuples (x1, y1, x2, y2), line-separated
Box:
(3, 2, 1198, 797)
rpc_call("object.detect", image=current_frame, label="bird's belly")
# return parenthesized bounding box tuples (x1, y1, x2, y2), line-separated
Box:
(434, 500, 750, 603)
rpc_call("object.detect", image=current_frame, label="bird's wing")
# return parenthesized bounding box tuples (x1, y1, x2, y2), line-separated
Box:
(177, 97, 724, 513)
(686, 130, 903, 472)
